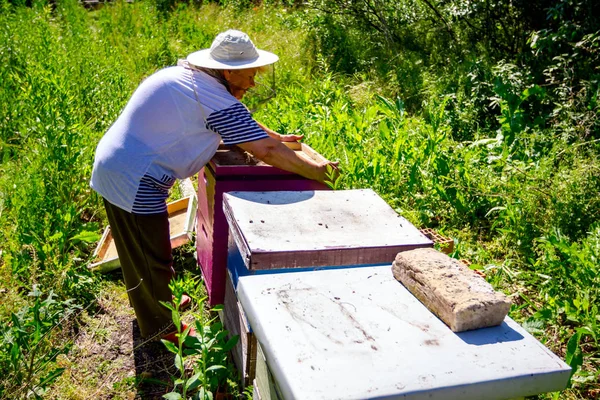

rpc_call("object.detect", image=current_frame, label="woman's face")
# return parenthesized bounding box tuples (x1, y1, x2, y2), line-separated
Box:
(223, 68, 258, 99)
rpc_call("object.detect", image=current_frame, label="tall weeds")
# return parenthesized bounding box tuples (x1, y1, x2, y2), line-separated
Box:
(0, 0, 597, 398)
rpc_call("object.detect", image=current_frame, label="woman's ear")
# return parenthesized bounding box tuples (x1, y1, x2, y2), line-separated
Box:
(223, 70, 232, 81)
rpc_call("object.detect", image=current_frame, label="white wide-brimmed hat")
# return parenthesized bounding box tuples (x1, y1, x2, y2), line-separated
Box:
(187, 30, 279, 70)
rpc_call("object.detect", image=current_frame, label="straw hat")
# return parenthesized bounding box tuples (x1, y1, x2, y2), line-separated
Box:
(187, 30, 279, 70)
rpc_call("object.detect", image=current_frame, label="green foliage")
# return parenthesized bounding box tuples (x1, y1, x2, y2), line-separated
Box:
(161, 278, 238, 399)
(0, 286, 80, 398)
(0, 0, 598, 398)
(534, 226, 600, 328)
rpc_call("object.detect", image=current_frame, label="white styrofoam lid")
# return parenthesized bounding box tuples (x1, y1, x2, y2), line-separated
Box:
(223, 189, 431, 252)
(238, 266, 571, 400)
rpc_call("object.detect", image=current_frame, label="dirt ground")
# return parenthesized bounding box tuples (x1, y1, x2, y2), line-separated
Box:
(48, 275, 179, 400)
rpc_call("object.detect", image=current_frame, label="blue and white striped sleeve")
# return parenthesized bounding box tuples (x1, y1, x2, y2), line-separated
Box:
(205, 102, 268, 145)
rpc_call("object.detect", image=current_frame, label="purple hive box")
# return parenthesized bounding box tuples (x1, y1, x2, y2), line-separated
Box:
(196, 142, 329, 306)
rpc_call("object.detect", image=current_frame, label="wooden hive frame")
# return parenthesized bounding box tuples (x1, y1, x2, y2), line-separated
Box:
(89, 194, 197, 273)
(419, 228, 454, 255)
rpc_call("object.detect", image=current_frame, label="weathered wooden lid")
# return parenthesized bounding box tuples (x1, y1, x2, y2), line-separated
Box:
(223, 189, 433, 271)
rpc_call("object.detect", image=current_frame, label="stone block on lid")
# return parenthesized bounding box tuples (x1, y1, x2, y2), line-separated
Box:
(392, 248, 511, 332)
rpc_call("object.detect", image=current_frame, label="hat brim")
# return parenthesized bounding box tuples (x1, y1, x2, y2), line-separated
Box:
(186, 49, 279, 70)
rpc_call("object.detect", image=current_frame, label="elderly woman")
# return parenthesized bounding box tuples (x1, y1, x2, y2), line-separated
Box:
(90, 30, 338, 342)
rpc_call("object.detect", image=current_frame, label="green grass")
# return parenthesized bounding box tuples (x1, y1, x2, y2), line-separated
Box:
(0, 0, 598, 398)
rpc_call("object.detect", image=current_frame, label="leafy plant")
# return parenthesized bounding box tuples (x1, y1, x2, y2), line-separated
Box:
(0, 286, 80, 399)
(160, 279, 238, 400)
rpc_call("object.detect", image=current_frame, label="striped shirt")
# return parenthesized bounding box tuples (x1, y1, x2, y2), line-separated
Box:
(131, 104, 267, 214)
(206, 103, 267, 145)
(91, 66, 268, 215)
(132, 174, 176, 214)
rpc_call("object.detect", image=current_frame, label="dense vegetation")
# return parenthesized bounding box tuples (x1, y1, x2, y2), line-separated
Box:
(0, 0, 598, 398)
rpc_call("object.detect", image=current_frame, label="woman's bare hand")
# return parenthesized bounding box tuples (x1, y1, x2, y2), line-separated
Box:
(318, 160, 340, 186)
(279, 134, 304, 142)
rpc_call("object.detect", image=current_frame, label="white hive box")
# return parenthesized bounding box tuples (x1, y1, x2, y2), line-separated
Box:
(237, 265, 572, 400)
(222, 189, 432, 385)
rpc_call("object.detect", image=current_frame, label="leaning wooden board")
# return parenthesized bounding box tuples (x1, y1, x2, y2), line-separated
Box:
(89, 195, 197, 273)
(237, 265, 571, 400)
(223, 189, 433, 274)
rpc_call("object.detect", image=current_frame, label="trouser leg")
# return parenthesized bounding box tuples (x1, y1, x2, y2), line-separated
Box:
(103, 198, 174, 338)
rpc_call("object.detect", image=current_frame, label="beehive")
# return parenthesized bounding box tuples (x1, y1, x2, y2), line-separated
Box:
(222, 189, 432, 384)
(196, 142, 329, 305)
(238, 266, 572, 400)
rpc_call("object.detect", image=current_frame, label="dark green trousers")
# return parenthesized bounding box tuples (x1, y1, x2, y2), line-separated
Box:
(103, 198, 174, 338)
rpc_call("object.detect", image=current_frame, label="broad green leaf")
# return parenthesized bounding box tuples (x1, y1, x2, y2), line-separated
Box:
(198, 387, 213, 400)
(175, 354, 184, 373)
(69, 231, 101, 243)
(185, 372, 202, 391)
(205, 365, 226, 372)
(172, 310, 180, 330)
(210, 321, 223, 333)
(38, 367, 66, 387)
(162, 393, 183, 400)
(223, 335, 239, 352)
(565, 332, 581, 365)
(161, 339, 178, 354)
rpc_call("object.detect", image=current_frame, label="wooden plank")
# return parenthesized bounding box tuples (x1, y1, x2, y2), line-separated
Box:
(89, 196, 196, 273)
(255, 343, 283, 400)
(223, 200, 253, 271)
(169, 196, 197, 248)
(88, 227, 119, 272)
(253, 380, 262, 400)
(223, 272, 256, 387)
(239, 300, 257, 383)
(249, 244, 429, 271)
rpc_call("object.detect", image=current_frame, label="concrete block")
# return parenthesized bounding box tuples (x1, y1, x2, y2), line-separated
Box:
(392, 248, 511, 332)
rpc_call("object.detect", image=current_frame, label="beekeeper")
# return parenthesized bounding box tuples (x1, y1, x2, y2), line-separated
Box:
(90, 29, 338, 342)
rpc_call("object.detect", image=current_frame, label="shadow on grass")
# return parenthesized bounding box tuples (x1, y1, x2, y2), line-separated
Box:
(132, 320, 177, 400)
(98, 240, 205, 399)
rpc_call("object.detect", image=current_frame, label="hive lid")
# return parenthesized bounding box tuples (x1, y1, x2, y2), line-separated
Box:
(223, 189, 432, 270)
(237, 265, 572, 400)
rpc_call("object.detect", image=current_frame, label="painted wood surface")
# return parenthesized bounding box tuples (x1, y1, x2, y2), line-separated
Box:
(255, 344, 284, 400)
(222, 271, 256, 387)
(196, 153, 329, 305)
(167, 195, 197, 248)
(237, 266, 571, 400)
(223, 189, 432, 271)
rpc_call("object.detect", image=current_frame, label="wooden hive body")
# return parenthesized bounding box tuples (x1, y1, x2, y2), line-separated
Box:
(196, 143, 329, 305)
